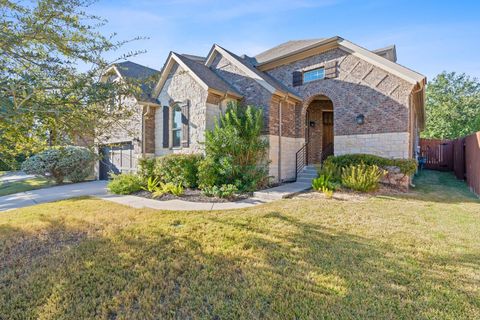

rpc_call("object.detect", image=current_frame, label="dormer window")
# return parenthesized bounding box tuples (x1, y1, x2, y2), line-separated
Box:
(303, 67, 325, 83)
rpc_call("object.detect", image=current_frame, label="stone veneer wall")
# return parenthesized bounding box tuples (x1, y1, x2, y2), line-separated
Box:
(268, 135, 305, 182)
(335, 132, 410, 159)
(155, 63, 208, 155)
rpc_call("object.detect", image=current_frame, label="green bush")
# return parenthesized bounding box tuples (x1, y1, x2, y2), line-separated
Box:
(202, 184, 238, 199)
(318, 161, 341, 182)
(153, 154, 202, 188)
(199, 102, 269, 192)
(107, 173, 144, 195)
(152, 182, 184, 198)
(138, 157, 156, 179)
(312, 174, 337, 192)
(142, 176, 160, 192)
(21, 146, 94, 183)
(341, 164, 386, 192)
(324, 154, 417, 176)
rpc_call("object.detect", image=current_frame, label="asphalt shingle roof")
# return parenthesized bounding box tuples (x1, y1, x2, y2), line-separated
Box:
(216, 45, 301, 99)
(114, 61, 160, 103)
(174, 53, 242, 96)
(254, 39, 325, 65)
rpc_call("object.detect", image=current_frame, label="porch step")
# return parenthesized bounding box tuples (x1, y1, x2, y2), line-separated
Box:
(252, 166, 318, 201)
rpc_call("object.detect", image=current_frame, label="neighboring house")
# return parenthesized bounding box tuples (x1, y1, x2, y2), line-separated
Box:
(97, 36, 426, 182)
(96, 61, 160, 179)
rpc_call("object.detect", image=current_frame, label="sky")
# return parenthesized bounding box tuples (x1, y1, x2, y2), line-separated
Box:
(89, 0, 480, 81)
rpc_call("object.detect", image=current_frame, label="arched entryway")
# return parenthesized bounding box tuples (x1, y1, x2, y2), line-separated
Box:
(305, 95, 334, 164)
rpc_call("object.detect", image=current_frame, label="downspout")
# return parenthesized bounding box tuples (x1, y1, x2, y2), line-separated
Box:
(141, 105, 152, 156)
(409, 82, 424, 188)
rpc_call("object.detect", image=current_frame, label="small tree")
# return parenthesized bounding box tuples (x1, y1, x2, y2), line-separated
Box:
(21, 146, 95, 184)
(423, 72, 480, 139)
(198, 102, 269, 192)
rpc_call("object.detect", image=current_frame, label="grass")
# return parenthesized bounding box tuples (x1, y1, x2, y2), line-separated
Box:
(0, 170, 478, 319)
(0, 176, 53, 197)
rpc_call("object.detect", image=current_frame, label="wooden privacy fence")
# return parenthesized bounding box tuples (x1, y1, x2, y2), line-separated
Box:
(419, 138, 454, 170)
(420, 132, 480, 197)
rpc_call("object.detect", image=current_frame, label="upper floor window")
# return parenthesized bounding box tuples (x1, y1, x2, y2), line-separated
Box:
(303, 67, 325, 83)
(172, 104, 182, 147)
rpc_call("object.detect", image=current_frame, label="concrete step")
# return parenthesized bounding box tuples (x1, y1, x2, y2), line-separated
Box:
(296, 177, 315, 183)
(253, 182, 312, 201)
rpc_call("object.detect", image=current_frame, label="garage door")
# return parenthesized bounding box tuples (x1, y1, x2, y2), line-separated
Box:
(99, 142, 136, 180)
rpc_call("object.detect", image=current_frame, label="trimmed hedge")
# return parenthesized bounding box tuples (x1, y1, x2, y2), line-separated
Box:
(324, 154, 417, 176)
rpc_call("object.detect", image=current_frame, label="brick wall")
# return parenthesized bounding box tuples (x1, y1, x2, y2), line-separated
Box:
(265, 48, 415, 137)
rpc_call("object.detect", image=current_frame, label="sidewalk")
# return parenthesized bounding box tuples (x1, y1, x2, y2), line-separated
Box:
(0, 180, 268, 212)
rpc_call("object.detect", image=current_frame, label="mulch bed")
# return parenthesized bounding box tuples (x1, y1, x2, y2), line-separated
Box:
(133, 189, 250, 203)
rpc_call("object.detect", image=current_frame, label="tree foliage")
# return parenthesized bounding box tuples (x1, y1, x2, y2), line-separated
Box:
(198, 102, 269, 192)
(0, 0, 145, 168)
(422, 71, 480, 139)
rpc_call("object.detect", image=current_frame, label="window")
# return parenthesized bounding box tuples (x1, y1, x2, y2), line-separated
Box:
(303, 67, 325, 83)
(172, 104, 182, 147)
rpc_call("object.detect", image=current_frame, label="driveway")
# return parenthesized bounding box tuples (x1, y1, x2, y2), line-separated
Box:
(0, 180, 108, 212)
(0, 171, 35, 183)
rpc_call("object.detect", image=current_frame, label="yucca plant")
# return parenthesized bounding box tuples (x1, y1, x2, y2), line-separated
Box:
(142, 176, 160, 192)
(341, 163, 386, 192)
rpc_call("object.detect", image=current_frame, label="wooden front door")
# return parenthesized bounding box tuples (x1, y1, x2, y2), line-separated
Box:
(322, 111, 334, 161)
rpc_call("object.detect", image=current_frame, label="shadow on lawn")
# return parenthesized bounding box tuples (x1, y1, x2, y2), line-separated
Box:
(385, 170, 480, 204)
(1, 210, 478, 319)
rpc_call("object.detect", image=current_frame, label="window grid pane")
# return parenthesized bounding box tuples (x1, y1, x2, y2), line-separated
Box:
(172, 129, 181, 147)
(303, 68, 325, 83)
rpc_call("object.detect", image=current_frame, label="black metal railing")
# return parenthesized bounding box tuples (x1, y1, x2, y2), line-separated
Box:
(295, 142, 309, 181)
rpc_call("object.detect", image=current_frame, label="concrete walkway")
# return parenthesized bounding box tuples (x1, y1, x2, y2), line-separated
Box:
(0, 180, 109, 211)
(99, 194, 267, 211)
(0, 180, 268, 212)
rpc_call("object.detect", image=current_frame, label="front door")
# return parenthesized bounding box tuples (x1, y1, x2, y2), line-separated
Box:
(322, 111, 334, 161)
(306, 99, 334, 164)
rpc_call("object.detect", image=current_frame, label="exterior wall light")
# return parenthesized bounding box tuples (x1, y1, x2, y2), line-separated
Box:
(356, 114, 365, 125)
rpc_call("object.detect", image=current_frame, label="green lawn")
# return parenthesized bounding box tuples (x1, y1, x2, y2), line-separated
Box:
(0, 171, 478, 319)
(0, 176, 53, 196)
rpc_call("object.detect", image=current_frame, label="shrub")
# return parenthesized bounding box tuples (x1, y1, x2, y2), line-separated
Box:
(142, 176, 160, 192)
(324, 154, 417, 176)
(312, 174, 336, 191)
(152, 182, 184, 198)
(318, 161, 341, 182)
(138, 157, 156, 179)
(199, 102, 269, 192)
(153, 154, 202, 188)
(107, 173, 144, 195)
(341, 164, 386, 192)
(322, 187, 334, 199)
(202, 184, 238, 199)
(21, 146, 94, 184)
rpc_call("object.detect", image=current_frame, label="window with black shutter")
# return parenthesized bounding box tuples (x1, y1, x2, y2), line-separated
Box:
(292, 71, 303, 87)
(162, 106, 169, 148)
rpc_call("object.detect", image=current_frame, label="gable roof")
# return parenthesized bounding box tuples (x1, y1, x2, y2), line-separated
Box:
(175, 54, 242, 96)
(254, 39, 325, 65)
(110, 61, 160, 103)
(255, 36, 426, 86)
(153, 52, 242, 99)
(206, 44, 302, 101)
